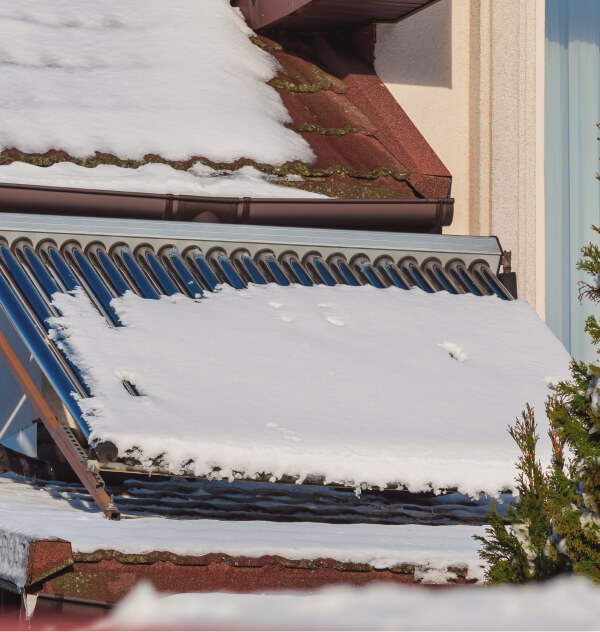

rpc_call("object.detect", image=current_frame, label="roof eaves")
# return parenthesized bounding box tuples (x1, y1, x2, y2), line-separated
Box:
(233, 0, 442, 32)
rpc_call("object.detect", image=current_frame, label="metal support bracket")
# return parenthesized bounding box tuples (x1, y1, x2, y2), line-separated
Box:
(0, 328, 120, 520)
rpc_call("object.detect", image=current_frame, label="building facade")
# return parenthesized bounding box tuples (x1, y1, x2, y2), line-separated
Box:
(376, 0, 600, 362)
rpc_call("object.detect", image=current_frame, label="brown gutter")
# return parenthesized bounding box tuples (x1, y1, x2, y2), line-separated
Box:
(0, 183, 454, 233)
(233, 0, 440, 31)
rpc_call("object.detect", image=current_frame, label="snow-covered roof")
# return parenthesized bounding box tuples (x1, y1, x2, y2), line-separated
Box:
(0, 474, 485, 589)
(1, 0, 312, 165)
(0, 0, 450, 200)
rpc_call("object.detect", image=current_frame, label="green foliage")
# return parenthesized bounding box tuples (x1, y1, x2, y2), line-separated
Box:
(577, 226, 600, 350)
(475, 500, 531, 583)
(476, 225, 600, 583)
(544, 360, 600, 581)
(474, 406, 565, 583)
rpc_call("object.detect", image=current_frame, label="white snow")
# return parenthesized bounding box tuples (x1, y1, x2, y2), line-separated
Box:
(545, 376, 561, 390)
(0, 162, 325, 198)
(0, 0, 313, 164)
(48, 285, 570, 496)
(0, 529, 30, 588)
(0, 475, 484, 588)
(100, 576, 600, 631)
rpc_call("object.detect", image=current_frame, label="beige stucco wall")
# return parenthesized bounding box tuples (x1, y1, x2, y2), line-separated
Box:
(375, 0, 471, 237)
(375, 0, 546, 315)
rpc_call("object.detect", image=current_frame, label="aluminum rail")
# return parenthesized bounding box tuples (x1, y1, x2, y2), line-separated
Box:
(0, 326, 119, 519)
(0, 183, 454, 234)
(0, 214, 513, 303)
(0, 214, 497, 261)
(0, 262, 92, 440)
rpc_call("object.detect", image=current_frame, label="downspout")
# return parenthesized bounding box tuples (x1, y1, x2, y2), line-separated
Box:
(0, 183, 454, 234)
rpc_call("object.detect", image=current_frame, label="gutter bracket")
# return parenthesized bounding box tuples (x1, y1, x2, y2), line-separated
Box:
(236, 197, 252, 222)
(498, 250, 518, 299)
(163, 195, 174, 221)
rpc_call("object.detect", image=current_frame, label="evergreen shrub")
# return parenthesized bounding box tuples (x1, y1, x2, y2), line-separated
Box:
(475, 228, 600, 583)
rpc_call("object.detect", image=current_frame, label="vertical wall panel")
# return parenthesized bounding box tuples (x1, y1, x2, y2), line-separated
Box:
(545, 0, 600, 361)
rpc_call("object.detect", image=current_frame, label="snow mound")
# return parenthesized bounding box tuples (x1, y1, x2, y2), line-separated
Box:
(100, 576, 600, 631)
(49, 285, 570, 496)
(441, 341, 467, 361)
(0, 0, 313, 164)
(0, 162, 325, 198)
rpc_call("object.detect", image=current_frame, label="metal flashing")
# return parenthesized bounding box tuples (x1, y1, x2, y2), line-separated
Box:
(0, 213, 499, 258)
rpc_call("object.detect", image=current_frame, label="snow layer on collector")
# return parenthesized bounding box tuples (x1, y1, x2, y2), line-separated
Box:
(49, 285, 570, 495)
(0, 475, 485, 588)
(0, 162, 326, 198)
(0, 1, 313, 164)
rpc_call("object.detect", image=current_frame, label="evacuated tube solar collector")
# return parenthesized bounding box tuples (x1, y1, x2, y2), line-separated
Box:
(0, 214, 514, 504)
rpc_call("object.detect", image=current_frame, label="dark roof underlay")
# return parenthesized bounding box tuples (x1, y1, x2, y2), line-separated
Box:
(255, 28, 451, 200)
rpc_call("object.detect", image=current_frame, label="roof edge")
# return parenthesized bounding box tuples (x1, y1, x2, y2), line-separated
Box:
(232, 0, 442, 31)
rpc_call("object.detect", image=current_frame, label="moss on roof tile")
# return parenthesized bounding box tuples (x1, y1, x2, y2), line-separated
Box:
(0, 149, 413, 199)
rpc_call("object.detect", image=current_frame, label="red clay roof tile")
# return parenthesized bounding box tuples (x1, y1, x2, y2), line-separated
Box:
(258, 31, 451, 200)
